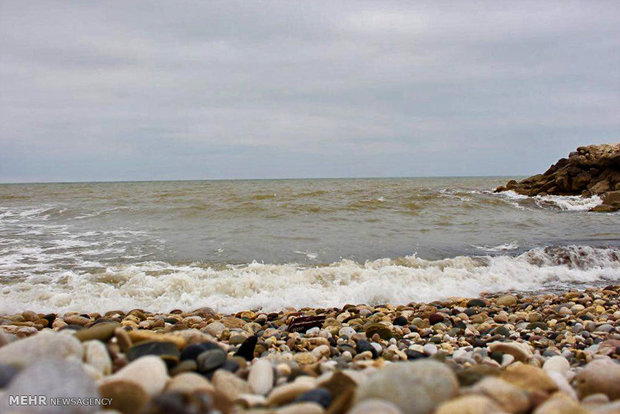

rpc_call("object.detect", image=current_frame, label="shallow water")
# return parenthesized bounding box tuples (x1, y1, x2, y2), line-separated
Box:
(0, 177, 618, 313)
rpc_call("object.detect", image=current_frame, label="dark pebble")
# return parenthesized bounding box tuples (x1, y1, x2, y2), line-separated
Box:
(355, 339, 377, 359)
(127, 341, 181, 365)
(220, 359, 240, 373)
(0, 364, 19, 388)
(294, 387, 332, 409)
(405, 349, 426, 360)
(467, 299, 487, 308)
(181, 343, 221, 361)
(234, 336, 258, 361)
(197, 349, 227, 372)
(428, 313, 444, 324)
(393, 316, 408, 326)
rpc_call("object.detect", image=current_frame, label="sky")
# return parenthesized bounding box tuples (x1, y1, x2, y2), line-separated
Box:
(0, 1, 619, 182)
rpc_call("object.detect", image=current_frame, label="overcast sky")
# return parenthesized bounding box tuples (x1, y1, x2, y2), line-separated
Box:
(1, 1, 619, 182)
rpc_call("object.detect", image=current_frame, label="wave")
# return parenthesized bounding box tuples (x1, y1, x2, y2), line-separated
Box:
(473, 241, 519, 252)
(497, 191, 604, 212)
(0, 245, 617, 314)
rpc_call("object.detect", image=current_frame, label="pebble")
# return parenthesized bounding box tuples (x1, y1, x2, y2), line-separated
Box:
(83, 339, 112, 375)
(197, 348, 227, 372)
(349, 398, 404, 414)
(576, 358, 620, 400)
(99, 379, 149, 414)
(355, 360, 458, 414)
(0, 329, 83, 367)
(435, 395, 505, 414)
(489, 341, 533, 362)
(166, 372, 214, 394)
(267, 380, 317, 406)
(248, 359, 274, 396)
(74, 321, 120, 342)
(470, 376, 530, 414)
(532, 392, 589, 414)
(0, 359, 99, 414)
(542, 355, 571, 377)
(212, 369, 251, 400)
(294, 387, 332, 408)
(276, 402, 324, 414)
(497, 295, 518, 306)
(103, 355, 168, 396)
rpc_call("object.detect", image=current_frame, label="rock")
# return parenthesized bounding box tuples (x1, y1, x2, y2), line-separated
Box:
(212, 369, 250, 401)
(356, 340, 377, 359)
(235, 335, 257, 361)
(180, 342, 219, 361)
(500, 363, 558, 394)
(103, 355, 168, 396)
(471, 377, 530, 414)
(74, 322, 120, 342)
(355, 360, 458, 414)
(126, 340, 180, 365)
(393, 316, 408, 326)
(83, 340, 112, 375)
(489, 341, 533, 362)
(0, 364, 19, 388)
(127, 330, 185, 349)
(435, 395, 506, 414)
(294, 352, 317, 365)
(0, 359, 99, 414)
(267, 380, 317, 406)
(467, 299, 487, 308)
(248, 359, 274, 396)
(576, 358, 620, 400)
(114, 327, 132, 353)
(532, 392, 590, 414)
(495, 143, 620, 212)
(197, 348, 227, 372)
(364, 323, 393, 340)
(543, 356, 571, 377)
(0, 330, 83, 368)
(276, 402, 324, 414)
(166, 372, 214, 394)
(348, 399, 404, 414)
(204, 321, 226, 337)
(99, 379, 149, 414)
(497, 295, 517, 307)
(294, 387, 332, 408)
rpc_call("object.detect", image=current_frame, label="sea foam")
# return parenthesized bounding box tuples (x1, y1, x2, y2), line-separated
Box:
(0, 245, 617, 314)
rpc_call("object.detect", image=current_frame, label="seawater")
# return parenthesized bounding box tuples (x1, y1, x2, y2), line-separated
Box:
(0, 177, 618, 313)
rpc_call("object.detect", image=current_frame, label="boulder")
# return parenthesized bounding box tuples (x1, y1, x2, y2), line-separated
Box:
(495, 143, 620, 211)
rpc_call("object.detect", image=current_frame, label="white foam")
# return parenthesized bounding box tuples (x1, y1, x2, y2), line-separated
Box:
(473, 241, 519, 252)
(0, 245, 617, 314)
(534, 195, 603, 211)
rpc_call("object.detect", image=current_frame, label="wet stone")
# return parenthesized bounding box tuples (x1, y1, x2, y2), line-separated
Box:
(197, 348, 228, 372)
(294, 387, 332, 408)
(127, 341, 181, 365)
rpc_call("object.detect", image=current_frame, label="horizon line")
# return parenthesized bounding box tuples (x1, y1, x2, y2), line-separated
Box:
(0, 174, 526, 185)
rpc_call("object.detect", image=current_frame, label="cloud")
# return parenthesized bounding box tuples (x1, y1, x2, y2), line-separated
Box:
(0, 0, 619, 182)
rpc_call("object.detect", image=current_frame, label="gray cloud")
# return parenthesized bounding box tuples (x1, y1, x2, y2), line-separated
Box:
(1, 0, 619, 182)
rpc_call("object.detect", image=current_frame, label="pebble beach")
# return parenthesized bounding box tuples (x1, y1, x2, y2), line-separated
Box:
(1, 285, 619, 414)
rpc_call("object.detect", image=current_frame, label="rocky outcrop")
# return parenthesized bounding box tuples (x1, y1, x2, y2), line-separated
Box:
(495, 143, 620, 212)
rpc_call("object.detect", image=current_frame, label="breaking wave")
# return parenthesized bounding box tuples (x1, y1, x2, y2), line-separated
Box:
(1, 245, 617, 314)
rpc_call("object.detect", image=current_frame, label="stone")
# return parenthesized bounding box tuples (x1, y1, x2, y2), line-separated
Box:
(435, 395, 506, 414)
(197, 348, 228, 372)
(467, 299, 487, 308)
(364, 323, 394, 340)
(355, 360, 459, 414)
(0, 364, 19, 388)
(99, 379, 149, 414)
(267, 380, 317, 406)
(235, 335, 258, 361)
(393, 316, 408, 326)
(339, 326, 356, 337)
(542, 355, 571, 377)
(212, 369, 250, 401)
(0, 330, 83, 368)
(114, 327, 132, 353)
(248, 359, 274, 396)
(532, 392, 590, 414)
(576, 358, 620, 400)
(166, 372, 214, 394)
(294, 352, 317, 365)
(74, 322, 120, 342)
(471, 377, 530, 414)
(497, 295, 517, 306)
(127, 330, 185, 349)
(103, 355, 168, 396)
(204, 321, 226, 337)
(356, 340, 377, 359)
(276, 402, 324, 414)
(500, 364, 558, 394)
(83, 339, 112, 375)
(489, 341, 533, 362)
(294, 387, 332, 408)
(0, 359, 99, 414)
(126, 340, 180, 365)
(349, 399, 404, 414)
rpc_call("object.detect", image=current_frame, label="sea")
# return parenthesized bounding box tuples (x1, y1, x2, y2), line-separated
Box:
(0, 177, 618, 314)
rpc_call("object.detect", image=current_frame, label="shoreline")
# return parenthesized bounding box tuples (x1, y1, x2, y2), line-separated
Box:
(1, 286, 619, 413)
